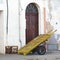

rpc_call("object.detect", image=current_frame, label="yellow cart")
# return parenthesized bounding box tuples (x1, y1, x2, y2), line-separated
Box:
(18, 30, 57, 55)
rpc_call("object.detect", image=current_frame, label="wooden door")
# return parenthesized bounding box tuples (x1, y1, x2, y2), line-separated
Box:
(26, 3, 38, 44)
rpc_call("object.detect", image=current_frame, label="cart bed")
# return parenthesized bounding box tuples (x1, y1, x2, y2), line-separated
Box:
(18, 30, 56, 55)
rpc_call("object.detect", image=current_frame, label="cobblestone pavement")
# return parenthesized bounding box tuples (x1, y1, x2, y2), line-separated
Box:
(0, 51, 60, 60)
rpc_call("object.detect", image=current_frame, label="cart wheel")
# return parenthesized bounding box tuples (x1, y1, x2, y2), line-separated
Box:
(37, 46, 46, 55)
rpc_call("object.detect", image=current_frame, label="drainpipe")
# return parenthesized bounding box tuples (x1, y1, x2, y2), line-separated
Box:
(18, 0, 22, 48)
(6, 0, 8, 46)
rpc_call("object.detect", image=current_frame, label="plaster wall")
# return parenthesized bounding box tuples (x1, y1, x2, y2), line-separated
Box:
(20, 0, 45, 47)
(6, 0, 45, 48)
(0, 0, 6, 54)
(0, 0, 48, 54)
(7, 0, 20, 48)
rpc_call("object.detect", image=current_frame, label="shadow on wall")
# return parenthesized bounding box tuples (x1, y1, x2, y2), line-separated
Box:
(47, 34, 57, 44)
(46, 21, 60, 50)
(47, 34, 60, 51)
(46, 21, 60, 44)
(46, 21, 54, 32)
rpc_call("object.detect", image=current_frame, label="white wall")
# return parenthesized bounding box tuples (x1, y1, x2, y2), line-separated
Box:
(0, 0, 6, 54)
(4, 0, 60, 51)
(4, 0, 45, 49)
(6, 0, 48, 49)
(51, 0, 60, 34)
(0, 11, 4, 54)
(0, 11, 4, 43)
(7, 0, 20, 48)
(0, 0, 50, 54)
(47, 0, 60, 44)
(0, 0, 48, 53)
(20, 0, 45, 47)
(0, 0, 53, 53)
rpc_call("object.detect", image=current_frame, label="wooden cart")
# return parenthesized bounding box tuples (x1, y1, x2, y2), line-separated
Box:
(18, 30, 57, 55)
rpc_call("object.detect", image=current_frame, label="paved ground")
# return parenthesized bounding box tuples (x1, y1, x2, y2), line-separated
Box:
(0, 51, 60, 60)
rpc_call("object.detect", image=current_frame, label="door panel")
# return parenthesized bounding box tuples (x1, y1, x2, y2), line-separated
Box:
(26, 13, 38, 43)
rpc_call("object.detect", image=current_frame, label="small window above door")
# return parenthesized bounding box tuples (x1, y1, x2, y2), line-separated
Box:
(26, 3, 38, 13)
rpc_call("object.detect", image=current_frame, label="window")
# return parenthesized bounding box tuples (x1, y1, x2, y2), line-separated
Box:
(26, 3, 38, 13)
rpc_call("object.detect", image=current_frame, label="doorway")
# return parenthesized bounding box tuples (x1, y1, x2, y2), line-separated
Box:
(26, 3, 39, 44)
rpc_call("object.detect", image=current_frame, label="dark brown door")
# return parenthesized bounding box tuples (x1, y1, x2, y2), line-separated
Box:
(26, 3, 38, 44)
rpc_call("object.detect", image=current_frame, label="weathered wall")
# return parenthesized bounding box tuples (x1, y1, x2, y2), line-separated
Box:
(6, 0, 46, 49)
(19, 0, 49, 47)
(46, 0, 60, 50)
(1, 0, 60, 53)
(0, 11, 4, 54)
(0, 0, 6, 54)
(7, 0, 19, 47)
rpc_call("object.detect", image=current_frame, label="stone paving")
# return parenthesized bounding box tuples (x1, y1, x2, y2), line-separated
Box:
(0, 51, 60, 60)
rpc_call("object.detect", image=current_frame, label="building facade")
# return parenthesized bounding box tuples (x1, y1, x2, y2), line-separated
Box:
(0, 0, 60, 54)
